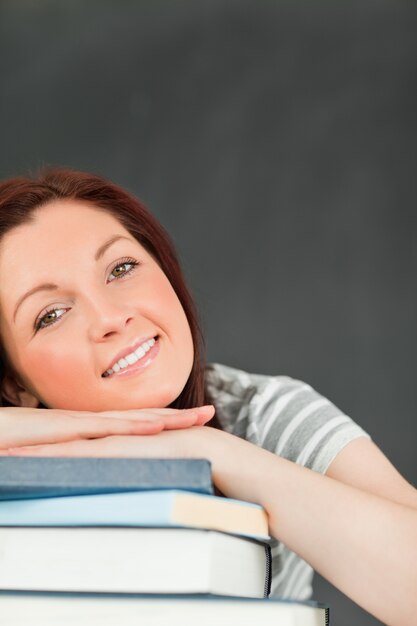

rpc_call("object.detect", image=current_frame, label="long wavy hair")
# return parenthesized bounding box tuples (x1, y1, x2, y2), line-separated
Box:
(0, 168, 216, 419)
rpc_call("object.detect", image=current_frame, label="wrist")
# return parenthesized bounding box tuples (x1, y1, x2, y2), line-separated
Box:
(198, 427, 272, 505)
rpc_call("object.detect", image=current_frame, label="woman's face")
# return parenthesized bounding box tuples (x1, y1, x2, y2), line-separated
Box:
(0, 200, 194, 411)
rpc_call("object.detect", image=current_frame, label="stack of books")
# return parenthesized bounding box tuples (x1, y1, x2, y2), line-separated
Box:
(0, 457, 329, 625)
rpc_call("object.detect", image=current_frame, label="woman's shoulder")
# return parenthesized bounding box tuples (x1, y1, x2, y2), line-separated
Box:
(204, 362, 317, 437)
(205, 362, 370, 473)
(205, 362, 313, 404)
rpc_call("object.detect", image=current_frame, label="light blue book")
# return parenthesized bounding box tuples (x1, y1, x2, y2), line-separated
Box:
(0, 489, 270, 540)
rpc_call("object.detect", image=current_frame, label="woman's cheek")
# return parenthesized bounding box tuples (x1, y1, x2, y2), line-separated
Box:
(21, 348, 88, 408)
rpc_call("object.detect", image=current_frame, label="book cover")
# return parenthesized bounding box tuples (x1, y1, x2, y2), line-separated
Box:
(0, 457, 213, 499)
(0, 527, 271, 599)
(0, 489, 269, 540)
(0, 591, 329, 626)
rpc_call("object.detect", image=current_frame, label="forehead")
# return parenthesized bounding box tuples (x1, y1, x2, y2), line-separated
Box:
(0, 200, 149, 299)
(0, 199, 134, 261)
(9, 199, 127, 238)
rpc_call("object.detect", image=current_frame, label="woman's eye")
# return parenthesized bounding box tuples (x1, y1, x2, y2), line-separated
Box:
(108, 260, 138, 282)
(35, 308, 67, 331)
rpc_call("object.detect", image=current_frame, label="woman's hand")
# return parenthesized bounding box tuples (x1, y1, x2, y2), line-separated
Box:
(5, 427, 212, 458)
(0, 405, 215, 452)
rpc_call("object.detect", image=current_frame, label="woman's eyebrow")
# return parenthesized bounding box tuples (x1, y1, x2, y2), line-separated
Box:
(13, 234, 133, 322)
(94, 234, 132, 261)
(13, 283, 58, 323)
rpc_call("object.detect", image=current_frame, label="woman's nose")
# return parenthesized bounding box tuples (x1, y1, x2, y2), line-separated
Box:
(85, 293, 135, 341)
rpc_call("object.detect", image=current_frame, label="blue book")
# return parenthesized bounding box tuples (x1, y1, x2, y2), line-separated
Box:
(0, 489, 270, 541)
(0, 457, 213, 500)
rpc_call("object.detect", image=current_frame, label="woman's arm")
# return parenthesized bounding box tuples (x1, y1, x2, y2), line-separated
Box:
(206, 430, 417, 626)
(325, 436, 417, 508)
(12, 426, 417, 626)
(0, 405, 215, 451)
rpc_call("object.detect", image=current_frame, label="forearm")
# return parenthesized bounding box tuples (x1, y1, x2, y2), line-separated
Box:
(206, 429, 417, 626)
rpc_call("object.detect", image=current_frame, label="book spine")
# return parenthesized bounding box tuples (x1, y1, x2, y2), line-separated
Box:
(263, 543, 272, 598)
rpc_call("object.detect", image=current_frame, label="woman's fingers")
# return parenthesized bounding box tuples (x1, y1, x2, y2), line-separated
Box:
(149, 406, 215, 430)
(96, 405, 215, 430)
(7, 439, 103, 457)
(0, 408, 165, 449)
(99, 405, 215, 421)
(160, 412, 201, 430)
(195, 407, 215, 425)
(0, 405, 215, 450)
(71, 415, 166, 438)
(6, 428, 205, 458)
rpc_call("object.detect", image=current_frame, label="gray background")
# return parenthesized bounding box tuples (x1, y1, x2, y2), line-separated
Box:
(0, 1, 416, 624)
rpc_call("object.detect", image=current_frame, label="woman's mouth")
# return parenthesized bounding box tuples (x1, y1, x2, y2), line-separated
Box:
(102, 336, 159, 378)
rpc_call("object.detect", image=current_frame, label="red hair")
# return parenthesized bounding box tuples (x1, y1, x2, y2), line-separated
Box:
(0, 168, 212, 413)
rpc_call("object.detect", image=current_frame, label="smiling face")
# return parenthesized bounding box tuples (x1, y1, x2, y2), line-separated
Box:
(0, 200, 195, 411)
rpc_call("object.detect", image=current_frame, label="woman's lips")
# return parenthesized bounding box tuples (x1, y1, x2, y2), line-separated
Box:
(103, 334, 158, 374)
(103, 336, 160, 379)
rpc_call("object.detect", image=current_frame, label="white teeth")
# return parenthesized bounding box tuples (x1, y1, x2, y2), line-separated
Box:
(103, 337, 157, 377)
(126, 352, 139, 365)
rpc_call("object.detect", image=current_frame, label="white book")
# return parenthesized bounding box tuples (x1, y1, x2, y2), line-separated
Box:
(0, 527, 271, 598)
(0, 592, 329, 626)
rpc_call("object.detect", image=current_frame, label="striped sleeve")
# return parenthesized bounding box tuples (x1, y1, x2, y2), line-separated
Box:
(205, 363, 371, 475)
(251, 375, 371, 474)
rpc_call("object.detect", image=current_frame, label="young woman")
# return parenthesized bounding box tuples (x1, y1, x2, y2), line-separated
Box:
(0, 169, 415, 626)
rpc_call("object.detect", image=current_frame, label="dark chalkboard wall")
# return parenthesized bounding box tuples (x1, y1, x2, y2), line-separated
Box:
(1, 1, 416, 624)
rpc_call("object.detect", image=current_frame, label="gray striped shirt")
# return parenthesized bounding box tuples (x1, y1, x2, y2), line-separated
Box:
(205, 362, 370, 599)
